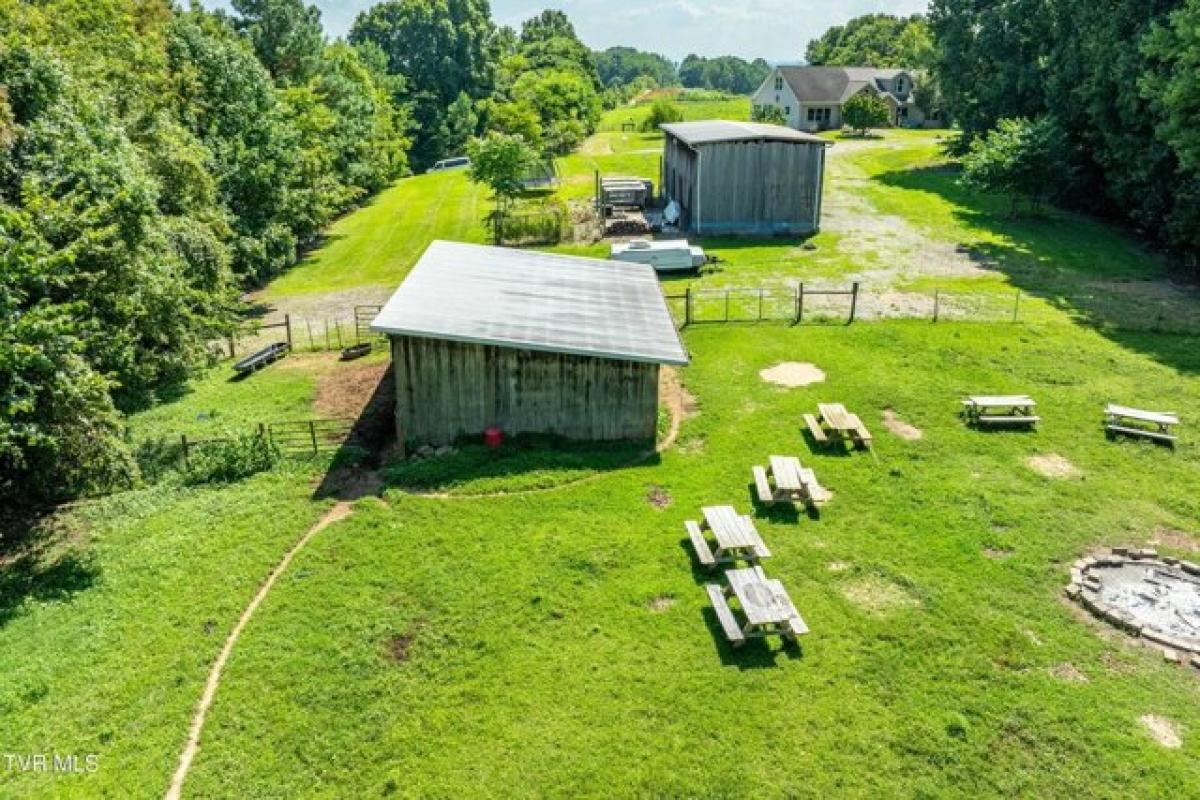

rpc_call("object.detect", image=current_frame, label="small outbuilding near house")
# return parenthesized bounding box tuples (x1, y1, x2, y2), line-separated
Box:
(661, 120, 830, 236)
(370, 241, 689, 448)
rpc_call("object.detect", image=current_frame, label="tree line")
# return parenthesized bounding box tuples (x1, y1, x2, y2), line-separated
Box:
(930, 0, 1200, 261)
(1, 0, 774, 510)
(1, 0, 410, 508)
(594, 47, 772, 97)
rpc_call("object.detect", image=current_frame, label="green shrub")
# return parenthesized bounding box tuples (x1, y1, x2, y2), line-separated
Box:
(640, 99, 684, 132)
(184, 432, 279, 485)
(494, 198, 567, 245)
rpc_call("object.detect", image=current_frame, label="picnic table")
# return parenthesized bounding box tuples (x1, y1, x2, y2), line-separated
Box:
(752, 455, 831, 507)
(803, 403, 873, 449)
(962, 395, 1040, 428)
(685, 505, 770, 569)
(1105, 404, 1178, 446)
(705, 566, 809, 646)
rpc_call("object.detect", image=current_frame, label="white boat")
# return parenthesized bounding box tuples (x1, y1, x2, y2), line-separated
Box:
(610, 239, 706, 273)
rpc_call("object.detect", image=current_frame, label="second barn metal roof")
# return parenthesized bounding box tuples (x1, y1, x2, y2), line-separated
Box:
(660, 120, 828, 147)
(370, 241, 689, 365)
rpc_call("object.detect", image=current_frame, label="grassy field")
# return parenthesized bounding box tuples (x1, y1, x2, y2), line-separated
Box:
(261, 99, 1197, 334)
(189, 321, 1200, 798)
(5, 99, 1200, 798)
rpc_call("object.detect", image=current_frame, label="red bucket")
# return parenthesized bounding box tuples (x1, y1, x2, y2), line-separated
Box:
(483, 426, 504, 448)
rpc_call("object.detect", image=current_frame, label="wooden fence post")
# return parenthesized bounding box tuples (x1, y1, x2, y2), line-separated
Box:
(724, 290, 730, 322)
(933, 290, 940, 323)
(848, 282, 860, 324)
(284, 314, 293, 349)
(796, 283, 805, 324)
(758, 288, 764, 321)
(684, 288, 693, 327)
(309, 420, 318, 454)
(228, 335, 236, 359)
(1012, 289, 1021, 323)
(181, 434, 189, 471)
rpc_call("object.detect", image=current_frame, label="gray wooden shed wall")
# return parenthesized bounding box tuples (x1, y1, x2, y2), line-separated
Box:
(390, 335, 660, 445)
(663, 133, 826, 235)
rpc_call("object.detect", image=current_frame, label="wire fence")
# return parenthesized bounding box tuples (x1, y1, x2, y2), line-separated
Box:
(663, 284, 1026, 327)
(178, 418, 356, 469)
(220, 305, 385, 359)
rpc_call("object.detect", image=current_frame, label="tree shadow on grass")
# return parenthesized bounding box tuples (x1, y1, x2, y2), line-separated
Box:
(0, 511, 99, 629)
(874, 163, 1200, 373)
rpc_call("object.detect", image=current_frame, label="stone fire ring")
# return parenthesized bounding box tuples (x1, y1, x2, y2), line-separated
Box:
(1067, 547, 1200, 664)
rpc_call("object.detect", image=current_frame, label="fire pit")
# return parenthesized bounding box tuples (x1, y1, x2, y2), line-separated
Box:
(1068, 548, 1200, 658)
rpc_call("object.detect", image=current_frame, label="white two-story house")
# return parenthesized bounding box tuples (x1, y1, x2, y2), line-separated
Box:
(752, 66, 933, 132)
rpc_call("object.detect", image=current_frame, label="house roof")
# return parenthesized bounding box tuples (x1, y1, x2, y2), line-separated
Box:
(660, 120, 827, 147)
(370, 241, 689, 366)
(778, 66, 909, 103)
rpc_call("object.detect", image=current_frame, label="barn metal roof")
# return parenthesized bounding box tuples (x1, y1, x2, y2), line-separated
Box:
(660, 120, 828, 146)
(370, 241, 689, 365)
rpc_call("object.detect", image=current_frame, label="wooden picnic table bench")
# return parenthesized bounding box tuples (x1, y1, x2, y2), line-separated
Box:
(752, 455, 831, 507)
(962, 395, 1040, 428)
(807, 403, 873, 449)
(1105, 404, 1179, 446)
(685, 506, 770, 569)
(705, 566, 808, 646)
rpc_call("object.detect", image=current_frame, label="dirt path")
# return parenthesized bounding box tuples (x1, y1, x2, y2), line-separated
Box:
(164, 502, 354, 800)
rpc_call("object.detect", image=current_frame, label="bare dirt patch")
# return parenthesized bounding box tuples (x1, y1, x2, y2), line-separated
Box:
(882, 408, 922, 440)
(645, 485, 672, 509)
(647, 595, 676, 613)
(658, 367, 697, 451)
(246, 285, 392, 322)
(759, 362, 825, 388)
(983, 546, 1013, 560)
(386, 631, 417, 664)
(1139, 714, 1182, 748)
(1048, 662, 1089, 683)
(839, 575, 919, 616)
(314, 359, 390, 420)
(827, 561, 851, 573)
(1149, 526, 1200, 553)
(1027, 454, 1080, 479)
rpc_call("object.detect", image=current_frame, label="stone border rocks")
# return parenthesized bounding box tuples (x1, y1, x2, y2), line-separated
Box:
(1067, 547, 1200, 669)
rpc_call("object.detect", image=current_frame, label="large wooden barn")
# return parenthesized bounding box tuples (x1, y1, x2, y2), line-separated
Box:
(660, 120, 830, 236)
(370, 241, 689, 448)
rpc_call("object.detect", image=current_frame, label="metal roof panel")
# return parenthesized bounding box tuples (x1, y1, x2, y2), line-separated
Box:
(370, 241, 689, 365)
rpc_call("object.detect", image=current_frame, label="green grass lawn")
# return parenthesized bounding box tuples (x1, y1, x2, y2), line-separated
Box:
(6, 103, 1200, 798)
(178, 319, 1200, 798)
(0, 473, 332, 798)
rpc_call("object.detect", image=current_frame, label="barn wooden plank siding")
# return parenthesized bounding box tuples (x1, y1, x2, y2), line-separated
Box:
(391, 337, 660, 444)
(371, 241, 687, 449)
(661, 120, 830, 236)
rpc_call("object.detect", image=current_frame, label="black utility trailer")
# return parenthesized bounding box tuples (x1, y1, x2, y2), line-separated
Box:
(233, 341, 290, 375)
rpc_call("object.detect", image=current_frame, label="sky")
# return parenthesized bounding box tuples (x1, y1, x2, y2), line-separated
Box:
(204, 1, 930, 62)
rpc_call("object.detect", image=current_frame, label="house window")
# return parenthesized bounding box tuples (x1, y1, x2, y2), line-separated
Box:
(896, 78, 905, 94)
(774, 76, 783, 91)
(808, 107, 831, 125)
(784, 107, 790, 117)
